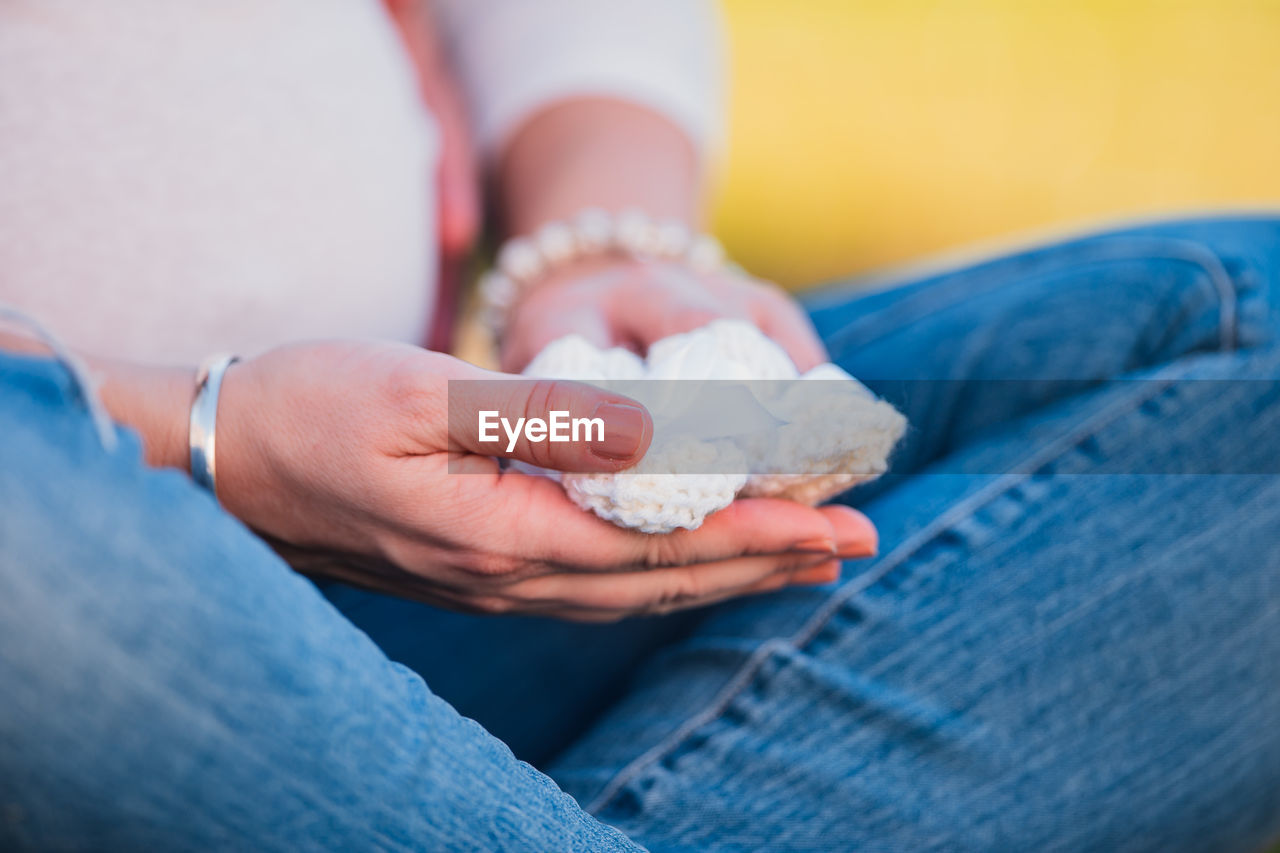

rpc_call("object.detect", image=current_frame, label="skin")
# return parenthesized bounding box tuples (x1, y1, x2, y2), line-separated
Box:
(0, 330, 876, 621)
(495, 98, 829, 374)
(0, 19, 877, 621)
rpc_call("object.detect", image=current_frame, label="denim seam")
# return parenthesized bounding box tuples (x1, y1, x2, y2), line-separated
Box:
(825, 496, 1262, 780)
(585, 357, 1205, 815)
(824, 236, 1244, 358)
(953, 598, 1280, 812)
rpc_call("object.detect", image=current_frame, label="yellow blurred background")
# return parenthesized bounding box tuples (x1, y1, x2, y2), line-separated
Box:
(711, 0, 1280, 288)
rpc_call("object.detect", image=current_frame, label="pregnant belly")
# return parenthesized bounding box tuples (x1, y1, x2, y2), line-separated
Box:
(0, 0, 439, 364)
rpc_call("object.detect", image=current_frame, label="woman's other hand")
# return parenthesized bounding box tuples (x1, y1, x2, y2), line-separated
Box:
(496, 98, 826, 373)
(214, 341, 873, 621)
(499, 257, 827, 373)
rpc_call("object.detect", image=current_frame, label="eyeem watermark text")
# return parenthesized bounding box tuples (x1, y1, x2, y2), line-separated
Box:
(477, 410, 605, 453)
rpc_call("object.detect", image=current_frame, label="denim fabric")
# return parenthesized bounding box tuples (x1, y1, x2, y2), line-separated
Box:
(331, 216, 1280, 780)
(550, 216, 1280, 851)
(0, 360, 639, 850)
(1, 216, 1278, 851)
(317, 574, 706, 768)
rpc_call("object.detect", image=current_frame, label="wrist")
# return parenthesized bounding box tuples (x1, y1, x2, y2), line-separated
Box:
(479, 207, 727, 338)
(498, 97, 703, 236)
(96, 360, 194, 471)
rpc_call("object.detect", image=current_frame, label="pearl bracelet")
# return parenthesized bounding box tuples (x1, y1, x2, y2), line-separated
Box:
(478, 207, 728, 337)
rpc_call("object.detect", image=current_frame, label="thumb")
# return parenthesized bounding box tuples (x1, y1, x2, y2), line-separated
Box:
(447, 373, 652, 472)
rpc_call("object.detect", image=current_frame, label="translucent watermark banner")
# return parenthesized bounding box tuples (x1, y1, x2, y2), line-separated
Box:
(446, 378, 1280, 475)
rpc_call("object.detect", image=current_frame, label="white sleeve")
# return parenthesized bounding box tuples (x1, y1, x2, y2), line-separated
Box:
(428, 0, 725, 160)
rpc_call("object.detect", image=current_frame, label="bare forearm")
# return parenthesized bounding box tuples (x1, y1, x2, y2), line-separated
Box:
(98, 359, 193, 470)
(0, 331, 191, 470)
(497, 97, 705, 235)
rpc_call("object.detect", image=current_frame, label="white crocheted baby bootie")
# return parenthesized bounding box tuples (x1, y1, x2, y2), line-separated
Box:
(523, 320, 907, 533)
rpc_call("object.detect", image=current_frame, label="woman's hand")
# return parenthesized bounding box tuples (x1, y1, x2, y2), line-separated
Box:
(213, 340, 874, 621)
(494, 96, 827, 374)
(499, 257, 828, 374)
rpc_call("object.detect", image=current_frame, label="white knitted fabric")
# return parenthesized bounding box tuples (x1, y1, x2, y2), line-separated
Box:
(524, 320, 907, 533)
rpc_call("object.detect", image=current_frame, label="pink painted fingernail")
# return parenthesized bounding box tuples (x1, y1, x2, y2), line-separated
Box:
(589, 402, 649, 461)
(835, 541, 878, 559)
(792, 538, 838, 554)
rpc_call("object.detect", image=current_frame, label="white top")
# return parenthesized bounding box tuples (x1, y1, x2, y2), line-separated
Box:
(0, 0, 720, 364)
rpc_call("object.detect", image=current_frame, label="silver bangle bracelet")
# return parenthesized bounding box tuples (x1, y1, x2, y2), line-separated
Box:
(189, 353, 239, 497)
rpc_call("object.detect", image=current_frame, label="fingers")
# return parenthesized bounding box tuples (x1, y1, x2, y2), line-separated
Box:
(819, 504, 879, 558)
(398, 463, 881, 619)
(498, 261, 637, 372)
(787, 560, 844, 586)
(618, 264, 754, 347)
(499, 551, 841, 617)
(607, 268, 826, 373)
(636, 498, 842, 566)
(623, 267, 825, 372)
(748, 286, 829, 372)
(736, 558, 842, 598)
(455, 473, 879, 576)
(432, 422, 879, 574)
(447, 373, 652, 472)
(499, 259, 828, 380)
(500, 302, 614, 374)
(488, 476, 843, 572)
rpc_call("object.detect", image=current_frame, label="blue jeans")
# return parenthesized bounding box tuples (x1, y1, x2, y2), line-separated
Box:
(2, 216, 1278, 851)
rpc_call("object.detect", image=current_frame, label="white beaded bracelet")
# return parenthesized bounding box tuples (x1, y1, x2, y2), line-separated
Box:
(477, 207, 728, 337)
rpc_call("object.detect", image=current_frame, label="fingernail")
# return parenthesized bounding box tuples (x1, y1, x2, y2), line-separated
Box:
(589, 402, 648, 461)
(836, 542, 878, 559)
(791, 562, 841, 585)
(792, 537, 837, 555)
